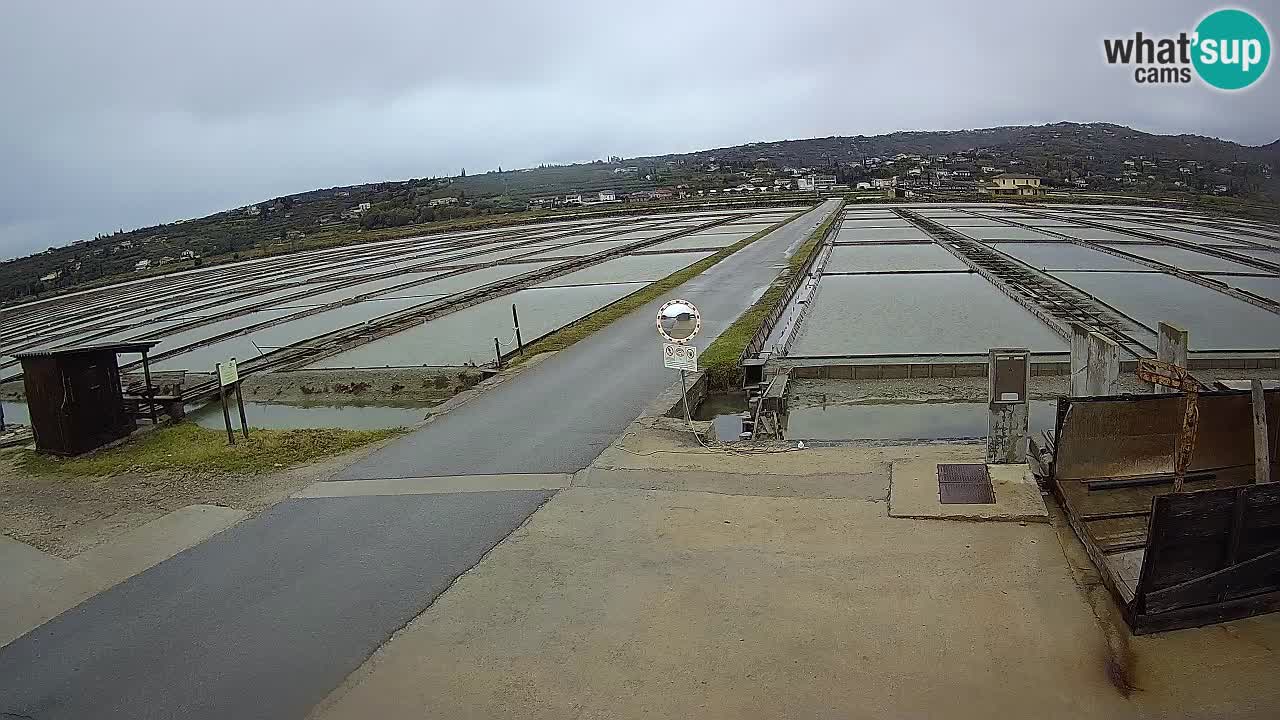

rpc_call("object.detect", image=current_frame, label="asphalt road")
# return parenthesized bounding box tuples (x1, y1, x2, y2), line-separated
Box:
(338, 198, 842, 479)
(0, 491, 555, 720)
(0, 199, 840, 720)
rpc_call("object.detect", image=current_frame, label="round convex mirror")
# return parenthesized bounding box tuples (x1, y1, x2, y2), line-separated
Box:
(656, 299, 700, 342)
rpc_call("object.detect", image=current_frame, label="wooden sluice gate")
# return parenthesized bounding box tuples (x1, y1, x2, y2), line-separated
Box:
(1043, 386, 1280, 634)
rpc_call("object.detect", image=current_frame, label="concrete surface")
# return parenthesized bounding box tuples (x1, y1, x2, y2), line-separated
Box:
(309, 487, 1134, 719)
(1, 504, 247, 648)
(0, 491, 554, 720)
(296, 473, 573, 497)
(889, 460, 1048, 521)
(336, 200, 841, 479)
(574, 466, 889, 499)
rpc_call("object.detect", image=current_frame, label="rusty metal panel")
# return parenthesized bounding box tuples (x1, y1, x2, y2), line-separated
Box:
(1053, 391, 1280, 481)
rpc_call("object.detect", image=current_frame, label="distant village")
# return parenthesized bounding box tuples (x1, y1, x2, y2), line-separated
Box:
(517, 148, 1256, 211)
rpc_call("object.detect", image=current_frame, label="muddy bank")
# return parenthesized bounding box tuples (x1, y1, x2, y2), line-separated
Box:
(789, 366, 1280, 408)
(202, 367, 486, 404)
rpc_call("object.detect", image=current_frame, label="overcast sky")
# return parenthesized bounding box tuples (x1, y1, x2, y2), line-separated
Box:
(2, 1, 1276, 259)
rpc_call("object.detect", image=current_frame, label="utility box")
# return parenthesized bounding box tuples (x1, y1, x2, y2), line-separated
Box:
(989, 348, 1030, 404)
(987, 348, 1030, 464)
(14, 341, 159, 456)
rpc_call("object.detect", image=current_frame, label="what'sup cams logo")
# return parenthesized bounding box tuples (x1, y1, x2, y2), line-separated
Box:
(1104, 8, 1270, 90)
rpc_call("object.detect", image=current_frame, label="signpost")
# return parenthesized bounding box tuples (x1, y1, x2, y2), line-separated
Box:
(215, 358, 249, 444)
(662, 342, 697, 371)
(656, 299, 701, 424)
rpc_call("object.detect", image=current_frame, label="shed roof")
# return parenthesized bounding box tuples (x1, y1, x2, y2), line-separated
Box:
(13, 341, 160, 360)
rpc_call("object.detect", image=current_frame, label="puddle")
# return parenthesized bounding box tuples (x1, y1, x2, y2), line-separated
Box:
(186, 400, 430, 430)
(710, 414, 748, 441)
(692, 391, 746, 420)
(782, 400, 1057, 441)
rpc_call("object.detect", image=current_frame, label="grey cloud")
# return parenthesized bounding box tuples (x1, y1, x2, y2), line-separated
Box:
(2, 0, 1277, 259)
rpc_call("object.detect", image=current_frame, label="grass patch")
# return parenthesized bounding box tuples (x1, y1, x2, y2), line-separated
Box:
(700, 201, 845, 387)
(513, 206, 814, 360)
(17, 422, 402, 476)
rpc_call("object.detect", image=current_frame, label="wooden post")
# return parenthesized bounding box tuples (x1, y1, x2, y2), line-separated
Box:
(216, 363, 235, 445)
(493, 337, 502, 368)
(1085, 332, 1119, 396)
(141, 349, 158, 424)
(1252, 379, 1271, 484)
(235, 380, 249, 440)
(512, 304, 524, 356)
(1069, 323, 1090, 397)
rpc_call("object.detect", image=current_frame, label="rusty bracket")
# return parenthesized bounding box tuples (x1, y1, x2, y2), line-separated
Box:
(1136, 358, 1204, 492)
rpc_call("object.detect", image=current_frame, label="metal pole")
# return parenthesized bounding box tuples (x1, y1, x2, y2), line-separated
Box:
(235, 380, 249, 440)
(679, 369, 692, 426)
(141, 349, 157, 424)
(494, 337, 502, 368)
(512, 304, 524, 356)
(216, 363, 235, 445)
(0, 398, 5, 431)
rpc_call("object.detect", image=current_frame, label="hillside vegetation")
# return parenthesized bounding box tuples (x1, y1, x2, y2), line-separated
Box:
(5, 122, 1276, 305)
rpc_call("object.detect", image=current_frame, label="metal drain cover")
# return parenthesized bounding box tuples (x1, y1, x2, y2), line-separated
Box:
(937, 463, 995, 504)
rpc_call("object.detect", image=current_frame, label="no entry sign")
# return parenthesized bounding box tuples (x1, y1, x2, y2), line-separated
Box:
(663, 342, 697, 371)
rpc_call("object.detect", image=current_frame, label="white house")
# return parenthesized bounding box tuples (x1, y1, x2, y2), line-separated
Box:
(855, 182, 872, 190)
(428, 197, 458, 207)
(39, 270, 61, 282)
(986, 173, 1044, 196)
(562, 193, 583, 205)
(597, 189, 617, 202)
(180, 249, 199, 260)
(134, 259, 152, 271)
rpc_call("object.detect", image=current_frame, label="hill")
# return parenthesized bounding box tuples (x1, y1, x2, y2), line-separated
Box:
(3, 122, 1276, 305)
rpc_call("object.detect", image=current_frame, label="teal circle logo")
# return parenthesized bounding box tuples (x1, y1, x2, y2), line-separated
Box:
(1192, 8, 1270, 90)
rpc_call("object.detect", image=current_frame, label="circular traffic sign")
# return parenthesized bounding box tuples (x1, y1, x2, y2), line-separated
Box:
(656, 299, 700, 343)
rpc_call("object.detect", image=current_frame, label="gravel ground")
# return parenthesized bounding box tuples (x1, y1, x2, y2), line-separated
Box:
(0, 437, 396, 559)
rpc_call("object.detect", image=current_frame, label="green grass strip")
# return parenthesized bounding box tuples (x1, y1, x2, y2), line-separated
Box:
(514, 207, 814, 362)
(17, 423, 402, 476)
(700, 200, 844, 387)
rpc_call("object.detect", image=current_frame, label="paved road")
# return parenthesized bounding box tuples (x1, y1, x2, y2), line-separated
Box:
(0, 492, 554, 719)
(339, 198, 842, 479)
(0, 199, 840, 720)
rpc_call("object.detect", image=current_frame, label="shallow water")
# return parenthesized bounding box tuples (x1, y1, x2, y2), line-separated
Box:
(1, 400, 29, 426)
(783, 400, 1056, 441)
(824, 244, 966, 273)
(306, 281, 647, 368)
(1054, 271, 1280, 350)
(789, 274, 1067, 356)
(187, 400, 429, 430)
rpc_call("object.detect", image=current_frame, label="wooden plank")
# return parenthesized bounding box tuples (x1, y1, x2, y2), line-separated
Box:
(1134, 588, 1280, 635)
(1145, 546, 1280, 612)
(1253, 379, 1272, 484)
(1081, 509, 1151, 522)
(1083, 471, 1217, 491)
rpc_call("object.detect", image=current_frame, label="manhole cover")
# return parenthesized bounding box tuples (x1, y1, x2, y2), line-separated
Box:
(937, 463, 995, 504)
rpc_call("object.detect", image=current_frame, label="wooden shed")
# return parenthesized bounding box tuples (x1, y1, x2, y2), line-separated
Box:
(14, 341, 160, 456)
